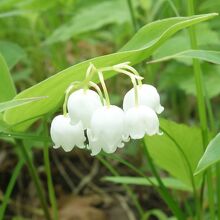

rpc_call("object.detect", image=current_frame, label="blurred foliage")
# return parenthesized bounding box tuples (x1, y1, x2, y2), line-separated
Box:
(0, 0, 220, 218)
(0, 0, 219, 118)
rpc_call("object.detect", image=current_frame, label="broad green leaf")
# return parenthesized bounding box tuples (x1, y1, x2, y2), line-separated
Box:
(4, 14, 217, 130)
(0, 54, 16, 102)
(195, 133, 220, 175)
(0, 41, 26, 69)
(149, 50, 220, 64)
(103, 176, 192, 191)
(45, 0, 131, 44)
(0, 97, 47, 112)
(145, 119, 203, 187)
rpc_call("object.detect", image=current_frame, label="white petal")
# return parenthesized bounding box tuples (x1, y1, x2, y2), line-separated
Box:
(156, 105, 164, 114)
(50, 115, 86, 151)
(62, 145, 74, 152)
(91, 145, 102, 156)
(88, 105, 126, 154)
(125, 106, 160, 139)
(102, 143, 118, 154)
(123, 84, 164, 114)
(67, 89, 102, 128)
(53, 145, 60, 149)
(117, 142, 125, 149)
(87, 129, 102, 156)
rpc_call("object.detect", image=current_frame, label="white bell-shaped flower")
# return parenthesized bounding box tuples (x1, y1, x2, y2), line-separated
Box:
(67, 89, 102, 128)
(87, 105, 128, 156)
(125, 105, 161, 139)
(123, 84, 164, 114)
(50, 115, 86, 152)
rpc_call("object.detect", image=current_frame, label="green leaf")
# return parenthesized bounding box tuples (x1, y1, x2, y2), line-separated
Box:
(0, 97, 47, 113)
(152, 23, 219, 65)
(149, 50, 220, 64)
(0, 54, 16, 102)
(144, 119, 203, 187)
(103, 176, 192, 191)
(16, 0, 56, 11)
(45, 0, 131, 44)
(0, 10, 32, 18)
(4, 13, 217, 131)
(195, 133, 220, 175)
(0, 41, 26, 69)
(179, 65, 220, 99)
(158, 63, 220, 99)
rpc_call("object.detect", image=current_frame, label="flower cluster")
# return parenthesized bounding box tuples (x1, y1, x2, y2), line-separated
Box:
(50, 62, 163, 156)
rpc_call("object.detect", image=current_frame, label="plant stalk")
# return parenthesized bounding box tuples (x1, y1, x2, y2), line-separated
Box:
(43, 119, 59, 220)
(0, 160, 24, 220)
(126, 0, 138, 32)
(143, 143, 185, 220)
(18, 140, 51, 220)
(187, 0, 215, 219)
(160, 127, 201, 219)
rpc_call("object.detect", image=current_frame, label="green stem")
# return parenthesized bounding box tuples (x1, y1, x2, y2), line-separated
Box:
(98, 71, 111, 107)
(88, 81, 105, 105)
(126, 0, 138, 32)
(160, 126, 201, 219)
(0, 160, 24, 220)
(84, 63, 94, 91)
(206, 170, 215, 220)
(18, 140, 51, 220)
(143, 144, 185, 220)
(63, 82, 80, 116)
(205, 90, 220, 220)
(114, 63, 143, 85)
(187, 1, 215, 220)
(43, 119, 59, 220)
(167, 0, 180, 16)
(132, 77, 139, 106)
(217, 164, 220, 220)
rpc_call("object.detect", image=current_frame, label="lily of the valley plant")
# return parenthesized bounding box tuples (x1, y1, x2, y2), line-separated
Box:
(50, 62, 164, 155)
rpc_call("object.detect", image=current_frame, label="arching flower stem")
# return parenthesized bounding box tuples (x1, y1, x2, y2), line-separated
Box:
(131, 76, 139, 107)
(98, 71, 111, 107)
(83, 63, 94, 91)
(88, 81, 105, 105)
(114, 62, 143, 86)
(63, 82, 80, 116)
(65, 62, 143, 110)
(114, 68, 139, 107)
